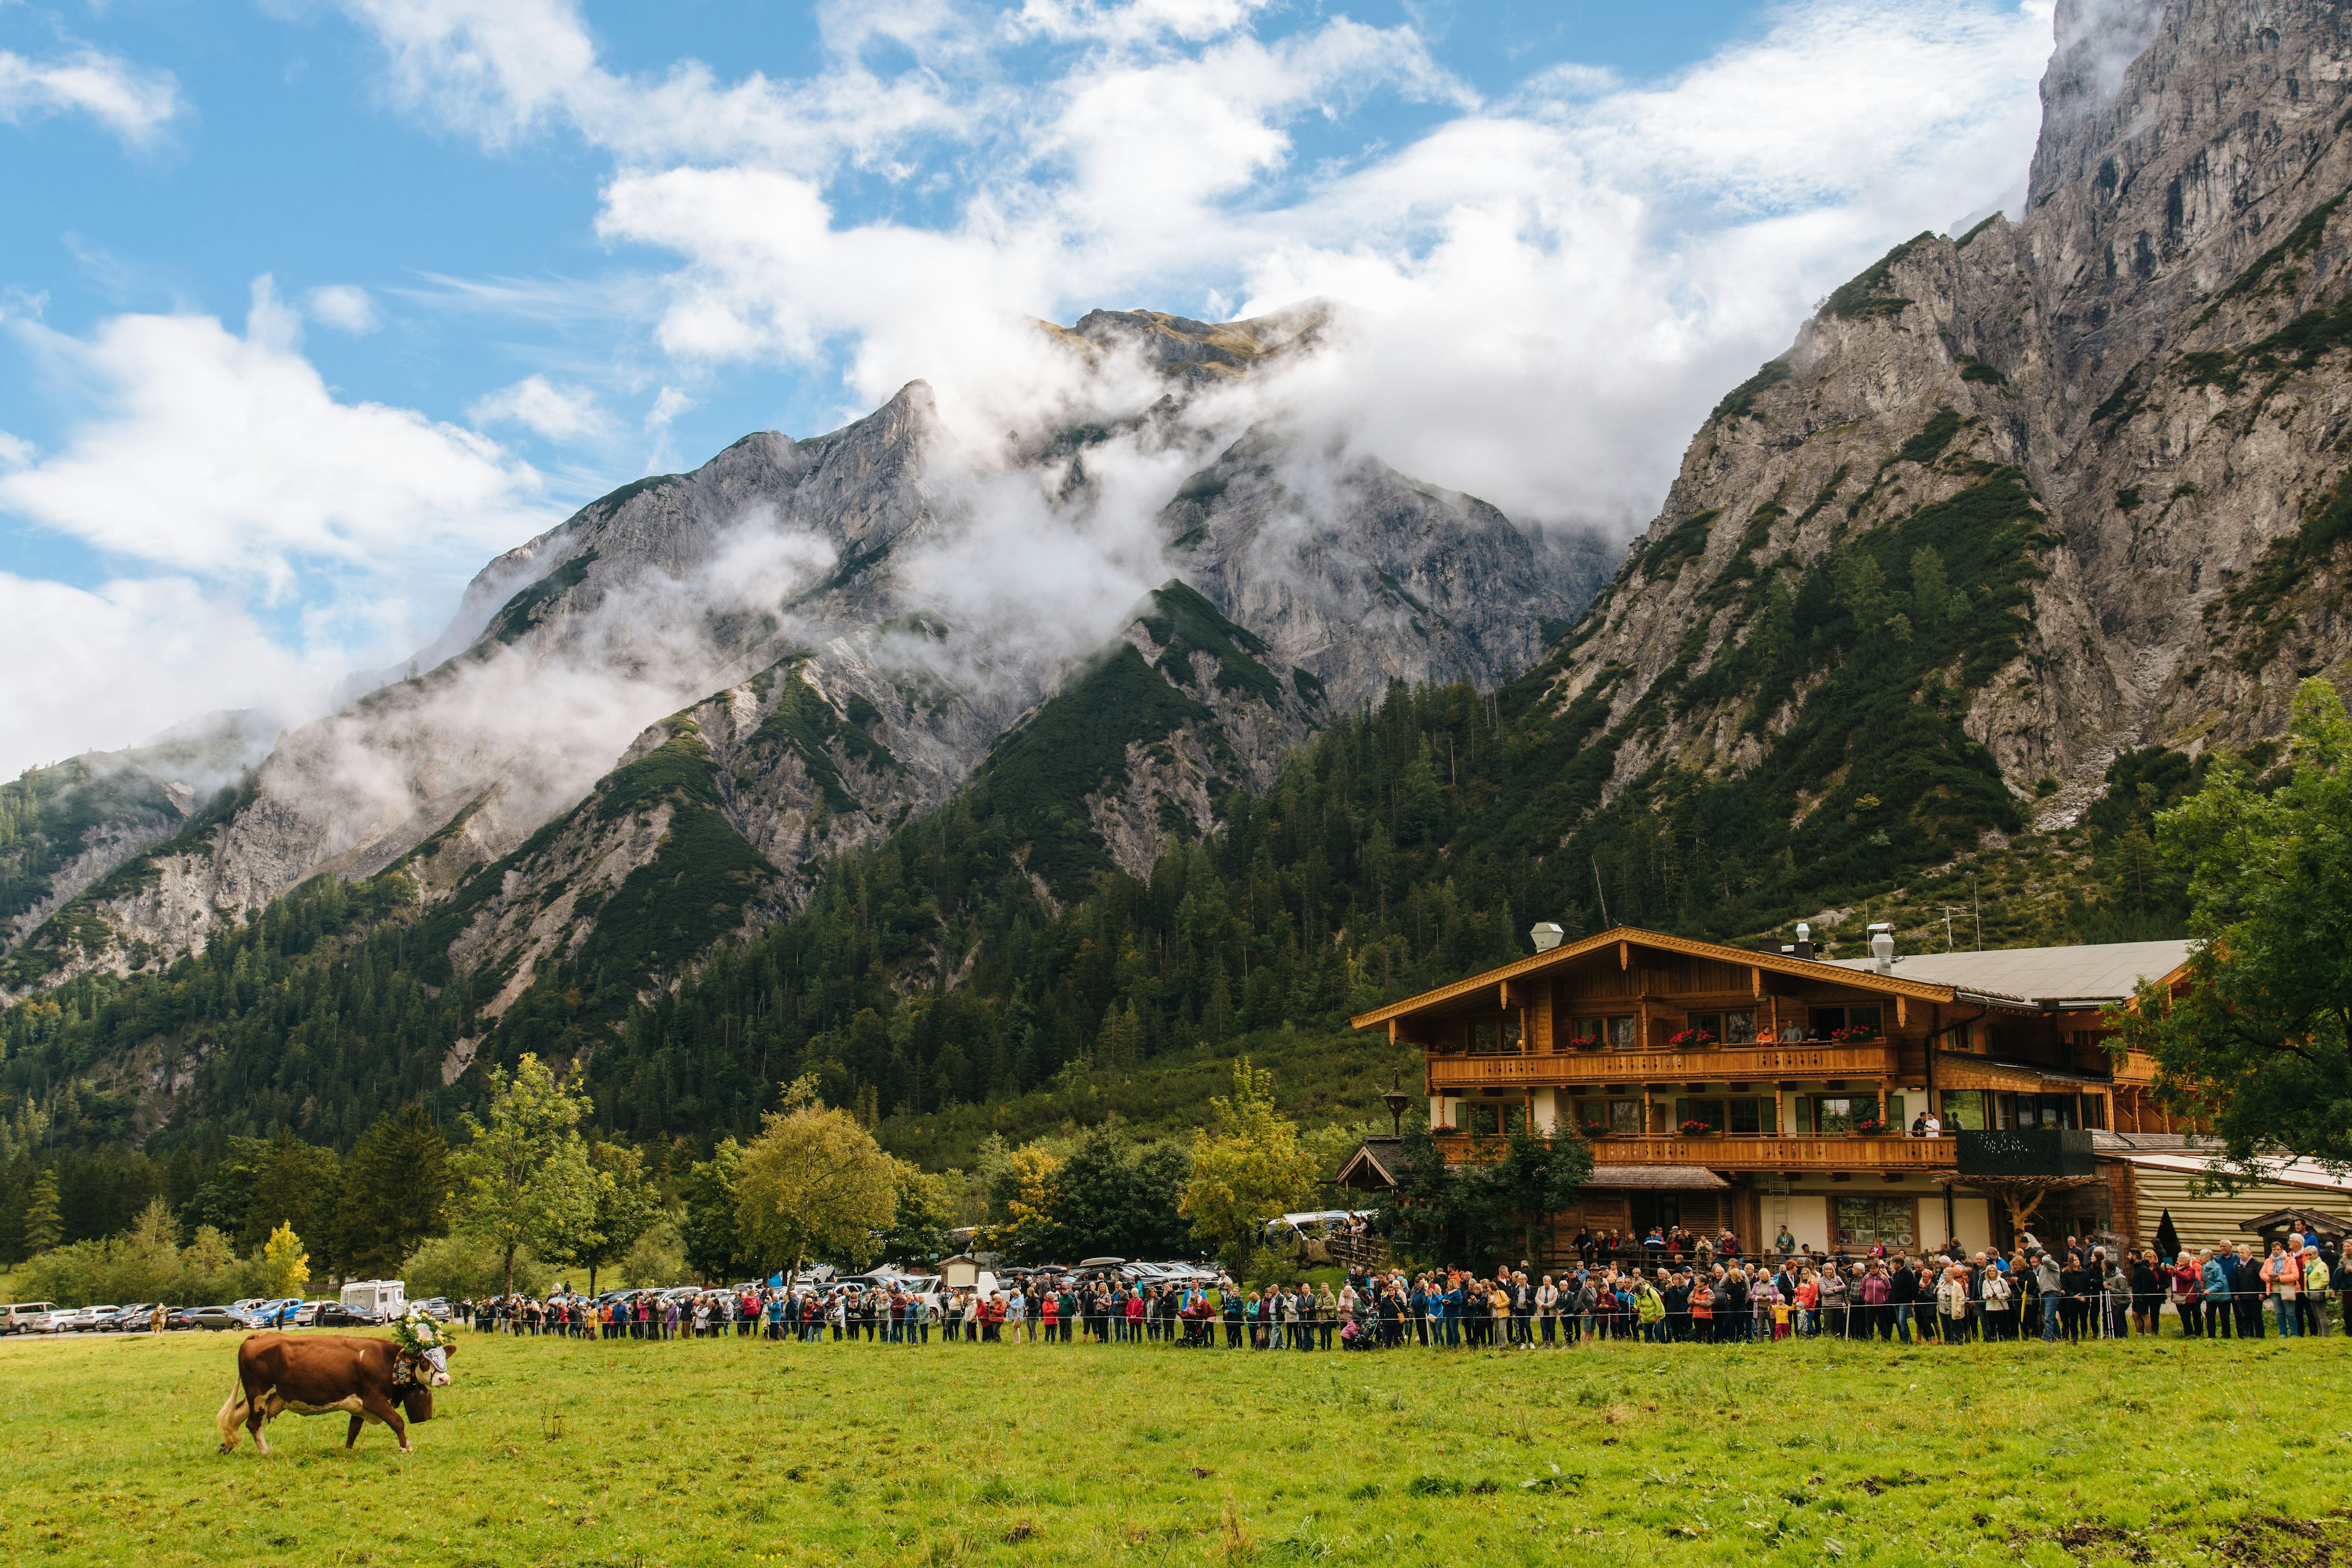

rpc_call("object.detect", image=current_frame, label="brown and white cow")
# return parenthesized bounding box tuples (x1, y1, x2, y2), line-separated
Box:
(215, 1330, 454, 1454)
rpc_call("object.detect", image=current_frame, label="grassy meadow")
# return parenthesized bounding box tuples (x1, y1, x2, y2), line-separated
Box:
(2, 1325, 2345, 1567)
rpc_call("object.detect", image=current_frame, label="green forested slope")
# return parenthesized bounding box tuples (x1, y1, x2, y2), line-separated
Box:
(0, 489, 2208, 1248)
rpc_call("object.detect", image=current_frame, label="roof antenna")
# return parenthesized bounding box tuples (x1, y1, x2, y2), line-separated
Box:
(1591, 856, 1611, 928)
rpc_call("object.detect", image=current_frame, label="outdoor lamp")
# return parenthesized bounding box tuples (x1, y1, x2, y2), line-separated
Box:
(1381, 1071, 1412, 1137)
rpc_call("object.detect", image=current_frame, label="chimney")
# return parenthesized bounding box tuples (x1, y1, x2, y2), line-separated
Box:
(1529, 921, 1564, 952)
(1794, 921, 1813, 961)
(1868, 922, 1895, 973)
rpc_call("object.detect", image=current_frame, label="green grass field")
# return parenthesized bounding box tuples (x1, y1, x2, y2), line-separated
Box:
(2, 1327, 2345, 1567)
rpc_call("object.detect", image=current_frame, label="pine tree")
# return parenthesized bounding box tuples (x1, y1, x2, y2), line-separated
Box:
(21, 1167, 60, 1257)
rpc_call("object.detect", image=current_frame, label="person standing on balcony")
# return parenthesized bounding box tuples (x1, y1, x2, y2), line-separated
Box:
(1774, 1224, 1796, 1258)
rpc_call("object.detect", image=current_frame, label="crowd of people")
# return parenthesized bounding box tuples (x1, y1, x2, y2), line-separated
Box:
(448, 1227, 2343, 1351)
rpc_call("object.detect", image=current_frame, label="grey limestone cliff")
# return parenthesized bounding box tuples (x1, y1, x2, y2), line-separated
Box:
(1546, 0, 2352, 832)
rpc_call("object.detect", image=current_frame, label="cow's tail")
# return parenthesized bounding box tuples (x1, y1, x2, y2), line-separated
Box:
(215, 1374, 249, 1452)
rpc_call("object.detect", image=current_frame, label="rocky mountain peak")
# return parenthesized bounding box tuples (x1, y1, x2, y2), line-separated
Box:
(1535, 0, 2352, 913)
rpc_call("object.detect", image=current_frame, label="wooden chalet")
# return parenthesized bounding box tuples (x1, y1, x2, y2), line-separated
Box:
(1338, 924, 2196, 1260)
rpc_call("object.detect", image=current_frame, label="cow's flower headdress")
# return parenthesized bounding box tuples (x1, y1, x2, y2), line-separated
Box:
(390, 1310, 442, 1359)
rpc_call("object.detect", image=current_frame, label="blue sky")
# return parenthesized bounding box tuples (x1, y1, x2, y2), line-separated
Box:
(0, 0, 2057, 774)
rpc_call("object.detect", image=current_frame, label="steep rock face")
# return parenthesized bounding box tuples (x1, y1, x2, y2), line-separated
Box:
(954, 580, 1324, 902)
(1160, 429, 1592, 712)
(1550, 0, 2352, 836)
(7, 307, 1595, 1003)
(0, 712, 276, 972)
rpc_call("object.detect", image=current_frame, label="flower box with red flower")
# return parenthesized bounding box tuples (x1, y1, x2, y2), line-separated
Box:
(1828, 1025, 1879, 1043)
(1677, 1118, 1717, 1136)
(1850, 1117, 1887, 1136)
(1667, 1027, 1716, 1049)
(1566, 1035, 1601, 1052)
(1431, 1122, 1460, 1137)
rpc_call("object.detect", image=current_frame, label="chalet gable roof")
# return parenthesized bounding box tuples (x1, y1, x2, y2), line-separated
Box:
(1348, 924, 1956, 1030)
(1825, 940, 2190, 1007)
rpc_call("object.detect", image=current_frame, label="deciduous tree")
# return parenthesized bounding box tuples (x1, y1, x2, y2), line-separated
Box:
(2109, 678, 2352, 1169)
(733, 1077, 897, 1286)
(255, 1223, 310, 1300)
(560, 1142, 664, 1295)
(1179, 1058, 1320, 1273)
(448, 1054, 605, 1297)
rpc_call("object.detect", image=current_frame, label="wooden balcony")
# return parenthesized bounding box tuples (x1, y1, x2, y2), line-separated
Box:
(1427, 1041, 1899, 1088)
(1435, 1133, 1956, 1172)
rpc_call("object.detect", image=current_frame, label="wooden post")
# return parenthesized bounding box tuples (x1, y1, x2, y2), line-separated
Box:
(1619, 940, 1629, 971)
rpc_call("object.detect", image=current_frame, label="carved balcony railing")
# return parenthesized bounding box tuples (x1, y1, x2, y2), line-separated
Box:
(1427, 1042, 1898, 1089)
(1431, 1133, 1957, 1172)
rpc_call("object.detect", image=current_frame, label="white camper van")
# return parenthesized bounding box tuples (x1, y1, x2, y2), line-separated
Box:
(341, 1280, 407, 1322)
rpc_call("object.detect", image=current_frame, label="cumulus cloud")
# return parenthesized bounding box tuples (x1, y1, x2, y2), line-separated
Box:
(0, 45, 184, 148)
(467, 374, 613, 443)
(0, 276, 551, 592)
(0, 278, 565, 775)
(0, 573, 336, 777)
(339, 0, 2052, 534)
(304, 284, 383, 333)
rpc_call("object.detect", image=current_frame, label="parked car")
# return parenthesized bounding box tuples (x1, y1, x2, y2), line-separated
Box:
(293, 1300, 333, 1327)
(308, 1302, 380, 1329)
(116, 1304, 174, 1333)
(187, 1304, 265, 1332)
(92, 1303, 155, 1332)
(47, 1305, 119, 1333)
(0, 1302, 58, 1335)
(411, 1297, 454, 1322)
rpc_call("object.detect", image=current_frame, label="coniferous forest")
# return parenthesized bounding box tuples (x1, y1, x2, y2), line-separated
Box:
(0, 614, 2207, 1268)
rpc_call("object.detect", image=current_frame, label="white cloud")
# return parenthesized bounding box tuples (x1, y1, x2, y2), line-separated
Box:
(0, 46, 184, 148)
(467, 373, 613, 443)
(0, 277, 552, 594)
(0, 573, 337, 779)
(644, 385, 692, 432)
(555, 0, 2054, 532)
(305, 284, 383, 333)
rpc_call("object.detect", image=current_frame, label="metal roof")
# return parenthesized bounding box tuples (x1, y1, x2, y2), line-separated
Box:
(1826, 940, 2190, 1006)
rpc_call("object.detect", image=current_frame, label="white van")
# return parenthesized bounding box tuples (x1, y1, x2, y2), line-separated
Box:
(0, 1302, 56, 1335)
(340, 1280, 407, 1321)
